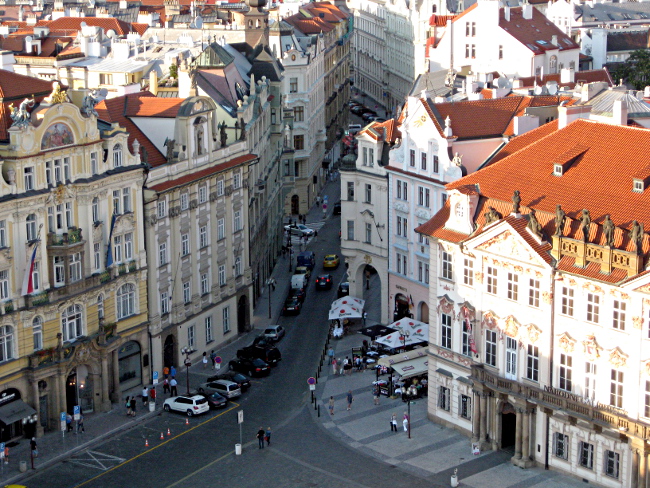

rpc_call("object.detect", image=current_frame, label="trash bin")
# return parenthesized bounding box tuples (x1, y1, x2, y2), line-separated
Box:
(149, 402, 155, 412)
(235, 444, 242, 455)
(19, 460, 27, 472)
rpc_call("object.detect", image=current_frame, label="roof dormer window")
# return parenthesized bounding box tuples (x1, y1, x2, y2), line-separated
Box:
(633, 179, 644, 193)
(553, 164, 563, 176)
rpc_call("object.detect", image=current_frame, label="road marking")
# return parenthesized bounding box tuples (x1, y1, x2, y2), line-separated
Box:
(70, 404, 239, 488)
(67, 450, 126, 471)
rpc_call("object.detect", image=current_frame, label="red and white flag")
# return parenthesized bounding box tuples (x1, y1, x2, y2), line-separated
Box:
(463, 307, 478, 354)
(22, 241, 39, 296)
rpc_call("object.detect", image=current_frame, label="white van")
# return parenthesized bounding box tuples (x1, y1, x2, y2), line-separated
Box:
(291, 274, 307, 290)
(348, 124, 362, 134)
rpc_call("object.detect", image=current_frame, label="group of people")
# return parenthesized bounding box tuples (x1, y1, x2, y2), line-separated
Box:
(389, 412, 409, 433)
(64, 412, 85, 433)
(330, 355, 365, 376)
(256, 426, 272, 449)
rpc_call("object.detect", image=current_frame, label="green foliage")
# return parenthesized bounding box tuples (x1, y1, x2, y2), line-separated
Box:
(169, 64, 178, 80)
(612, 49, 650, 90)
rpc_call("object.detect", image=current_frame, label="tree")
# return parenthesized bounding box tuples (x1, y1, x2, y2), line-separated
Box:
(169, 63, 178, 80)
(612, 49, 650, 90)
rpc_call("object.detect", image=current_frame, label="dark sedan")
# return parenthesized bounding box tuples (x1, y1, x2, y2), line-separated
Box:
(210, 371, 252, 392)
(315, 274, 334, 290)
(333, 202, 341, 215)
(229, 357, 270, 377)
(288, 287, 306, 303)
(337, 282, 350, 298)
(202, 392, 228, 409)
(283, 297, 302, 315)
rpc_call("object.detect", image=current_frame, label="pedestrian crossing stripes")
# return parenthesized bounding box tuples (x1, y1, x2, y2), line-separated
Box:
(287, 222, 325, 247)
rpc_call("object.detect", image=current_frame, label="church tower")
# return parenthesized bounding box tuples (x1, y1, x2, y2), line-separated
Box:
(244, 0, 269, 48)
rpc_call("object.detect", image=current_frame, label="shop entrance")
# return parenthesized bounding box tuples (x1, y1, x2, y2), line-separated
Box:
(291, 195, 299, 215)
(501, 402, 516, 449)
(237, 295, 249, 334)
(393, 293, 411, 322)
(163, 335, 176, 369)
(66, 370, 77, 414)
(118, 341, 142, 391)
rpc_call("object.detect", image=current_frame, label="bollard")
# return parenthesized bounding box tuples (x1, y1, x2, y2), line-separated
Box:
(235, 444, 242, 455)
(450, 469, 459, 487)
(314, 399, 317, 411)
(19, 461, 27, 473)
(318, 404, 320, 417)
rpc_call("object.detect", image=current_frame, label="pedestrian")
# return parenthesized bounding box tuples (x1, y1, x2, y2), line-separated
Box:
(362, 310, 367, 326)
(202, 352, 208, 369)
(338, 358, 344, 375)
(149, 386, 156, 405)
(210, 349, 216, 365)
(163, 366, 169, 379)
(142, 386, 149, 406)
(170, 365, 176, 378)
(77, 414, 85, 433)
(66, 413, 73, 432)
(130, 397, 137, 417)
(257, 426, 265, 449)
(162, 378, 170, 395)
(347, 390, 354, 411)
(403, 412, 409, 432)
(314, 230, 318, 242)
(327, 347, 334, 365)
(355, 356, 363, 372)
(170, 377, 178, 396)
(328, 396, 335, 415)
(373, 385, 380, 405)
(391, 413, 398, 432)
(125, 395, 131, 416)
(316, 196, 321, 208)
(265, 426, 272, 446)
(30, 437, 37, 462)
(332, 357, 338, 375)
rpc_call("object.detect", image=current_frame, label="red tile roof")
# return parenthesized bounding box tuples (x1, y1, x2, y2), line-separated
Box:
(430, 14, 455, 26)
(0, 72, 54, 140)
(45, 17, 135, 36)
(125, 97, 183, 117)
(516, 68, 614, 89)
(150, 153, 258, 192)
(488, 119, 559, 165)
(359, 119, 401, 143)
(499, 7, 579, 54)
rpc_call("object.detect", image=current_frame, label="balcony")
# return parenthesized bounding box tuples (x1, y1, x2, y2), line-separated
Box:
(47, 227, 83, 247)
(28, 343, 76, 369)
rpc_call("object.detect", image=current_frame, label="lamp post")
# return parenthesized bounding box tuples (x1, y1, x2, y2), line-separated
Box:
(398, 328, 410, 352)
(266, 278, 276, 319)
(287, 233, 294, 272)
(181, 346, 193, 395)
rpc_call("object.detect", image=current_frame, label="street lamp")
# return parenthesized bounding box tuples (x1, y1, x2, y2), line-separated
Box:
(181, 346, 194, 395)
(398, 328, 410, 352)
(286, 232, 294, 272)
(266, 278, 276, 319)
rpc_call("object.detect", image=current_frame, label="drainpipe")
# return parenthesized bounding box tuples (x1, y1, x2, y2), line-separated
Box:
(545, 266, 557, 470)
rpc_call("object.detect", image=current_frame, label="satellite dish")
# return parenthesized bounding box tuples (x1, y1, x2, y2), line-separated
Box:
(195, 16, 203, 28)
(548, 83, 558, 95)
(106, 29, 116, 39)
(25, 35, 33, 43)
(534, 85, 543, 95)
(189, 22, 195, 28)
(80, 21, 87, 27)
(497, 76, 508, 89)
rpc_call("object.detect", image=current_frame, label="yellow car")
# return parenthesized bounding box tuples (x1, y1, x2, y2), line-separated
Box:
(323, 254, 340, 269)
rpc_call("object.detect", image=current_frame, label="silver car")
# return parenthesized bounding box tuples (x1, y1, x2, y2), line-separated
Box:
(197, 379, 241, 399)
(284, 224, 314, 237)
(263, 325, 285, 342)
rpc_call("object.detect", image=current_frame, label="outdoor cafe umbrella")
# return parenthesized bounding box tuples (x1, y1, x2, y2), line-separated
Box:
(360, 324, 397, 340)
(328, 303, 363, 321)
(387, 318, 429, 343)
(330, 296, 365, 312)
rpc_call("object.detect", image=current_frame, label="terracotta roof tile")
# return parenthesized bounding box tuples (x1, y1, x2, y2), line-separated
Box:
(558, 256, 629, 284)
(359, 118, 401, 143)
(430, 14, 455, 26)
(488, 119, 559, 165)
(125, 97, 183, 117)
(45, 17, 135, 36)
(499, 7, 579, 54)
(516, 68, 614, 89)
(0, 71, 54, 141)
(150, 153, 258, 192)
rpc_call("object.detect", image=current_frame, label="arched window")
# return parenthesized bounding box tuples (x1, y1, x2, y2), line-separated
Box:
(32, 316, 43, 351)
(62, 304, 83, 342)
(92, 197, 99, 223)
(113, 144, 123, 168)
(117, 283, 135, 320)
(26, 214, 37, 241)
(0, 325, 14, 362)
(97, 294, 104, 320)
(549, 55, 558, 74)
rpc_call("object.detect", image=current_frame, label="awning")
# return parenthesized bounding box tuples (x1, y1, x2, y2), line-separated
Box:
(377, 347, 427, 367)
(0, 400, 36, 425)
(392, 356, 428, 379)
(436, 368, 453, 377)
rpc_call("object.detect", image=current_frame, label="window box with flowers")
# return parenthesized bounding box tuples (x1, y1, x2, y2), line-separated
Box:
(118, 263, 127, 275)
(128, 260, 136, 272)
(99, 271, 111, 283)
(3, 300, 13, 314)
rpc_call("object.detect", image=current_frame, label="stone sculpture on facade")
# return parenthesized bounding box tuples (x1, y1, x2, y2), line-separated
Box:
(9, 97, 35, 128)
(602, 214, 615, 247)
(484, 207, 501, 225)
(629, 220, 644, 253)
(164, 138, 176, 161)
(554, 204, 565, 236)
(511, 190, 521, 214)
(527, 209, 543, 238)
(580, 209, 591, 242)
(219, 121, 228, 147)
(82, 90, 100, 117)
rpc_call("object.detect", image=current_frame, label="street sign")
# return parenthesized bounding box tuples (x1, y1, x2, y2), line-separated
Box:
(307, 377, 316, 385)
(214, 363, 221, 371)
(0, 442, 4, 458)
(153, 371, 159, 385)
(237, 410, 244, 424)
(323, 195, 329, 204)
(60, 411, 66, 431)
(309, 384, 315, 391)
(215, 356, 222, 364)
(73, 405, 80, 420)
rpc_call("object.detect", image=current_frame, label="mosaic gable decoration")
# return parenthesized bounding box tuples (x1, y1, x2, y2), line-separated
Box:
(41, 123, 74, 150)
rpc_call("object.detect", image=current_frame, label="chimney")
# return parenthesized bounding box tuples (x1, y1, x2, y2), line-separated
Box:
(505, 5, 510, 22)
(560, 67, 574, 84)
(514, 115, 540, 135)
(558, 105, 592, 129)
(551, 35, 558, 46)
(18, 5, 23, 22)
(522, 2, 533, 20)
(612, 99, 628, 126)
(444, 116, 453, 137)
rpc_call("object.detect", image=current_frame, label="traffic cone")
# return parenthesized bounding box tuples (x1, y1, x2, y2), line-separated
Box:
(167, 428, 171, 436)
(185, 418, 189, 425)
(145, 439, 149, 448)
(160, 432, 164, 440)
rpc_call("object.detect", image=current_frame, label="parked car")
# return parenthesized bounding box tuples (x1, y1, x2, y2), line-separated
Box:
(362, 111, 377, 121)
(372, 117, 387, 123)
(252, 334, 277, 348)
(237, 344, 282, 366)
(351, 105, 366, 115)
(296, 251, 316, 269)
(263, 325, 285, 342)
(337, 282, 350, 298)
(290, 274, 308, 291)
(209, 371, 252, 392)
(323, 254, 340, 269)
(288, 287, 306, 303)
(315, 274, 334, 290)
(284, 223, 314, 237)
(163, 395, 210, 416)
(197, 379, 242, 399)
(333, 202, 341, 215)
(348, 123, 362, 134)
(283, 296, 302, 315)
(294, 265, 312, 280)
(229, 357, 271, 377)
(201, 392, 228, 409)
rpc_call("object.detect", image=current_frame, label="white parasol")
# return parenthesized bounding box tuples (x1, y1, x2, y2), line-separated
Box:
(330, 296, 365, 311)
(328, 303, 363, 320)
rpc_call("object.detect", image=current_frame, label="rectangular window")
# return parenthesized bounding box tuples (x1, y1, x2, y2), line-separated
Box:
(365, 223, 372, 244)
(587, 293, 600, 323)
(293, 135, 304, 150)
(460, 394, 471, 419)
(24, 167, 34, 190)
(505, 336, 517, 379)
(579, 442, 594, 469)
(234, 257, 242, 277)
(294, 106, 304, 122)
(188, 324, 195, 349)
(529, 279, 540, 307)
(433, 155, 439, 173)
(347, 220, 354, 240)
(183, 281, 191, 304)
(113, 190, 121, 215)
(438, 386, 450, 411)
(463, 259, 474, 286)
(487, 267, 498, 294)
(561, 287, 574, 316)
(125, 233, 133, 261)
(199, 225, 208, 248)
(526, 345, 539, 382)
(0, 221, 6, 248)
(396, 180, 402, 199)
(442, 251, 453, 280)
(233, 173, 241, 189)
(94, 243, 101, 270)
(554, 433, 568, 460)
(441, 313, 452, 349)
(157, 199, 166, 219)
(289, 77, 298, 93)
(54, 256, 65, 286)
(158, 242, 167, 266)
(363, 147, 367, 166)
(31, 262, 39, 292)
(610, 369, 623, 408)
(223, 307, 230, 333)
(462, 320, 471, 356)
(234, 211, 242, 232)
(347, 182, 354, 201)
(0, 271, 8, 299)
(499, 45, 504, 59)
(218, 265, 226, 286)
(485, 330, 497, 366)
(418, 187, 424, 206)
(421, 153, 427, 170)
(217, 219, 225, 240)
(122, 188, 131, 213)
(180, 193, 189, 211)
(425, 188, 430, 208)
(368, 148, 374, 166)
(199, 185, 207, 203)
(69, 253, 81, 283)
(507, 272, 518, 301)
(585, 363, 597, 400)
(113, 235, 122, 264)
(33, 319, 42, 351)
(91, 152, 98, 175)
(365, 184, 372, 203)
(471, 44, 476, 58)
(397, 216, 403, 237)
(559, 353, 572, 391)
(65, 202, 73, 229)
(201, 273, 209, 295)
(205, 316, 213, 343)
(217, 180, 224, 196)
(160, 292, 169, 315)
(181, 233, 190, 256)
(409, 149, 415, 167)
(645, 380, 650, 418)
(612, 300, 626, 330)
(54, 159, 62, 184)
(605, 450, 620, 479)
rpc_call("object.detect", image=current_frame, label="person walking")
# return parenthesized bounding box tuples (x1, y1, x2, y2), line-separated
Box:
(328, 396, 335, 415)
(163, 366, 169, 379)
(210, 350, 216, 366)
(202, 352, 208, 369)
(170, 365, 176, 378)
(362, 311, 367, 326)
(338, 358, 344, 375)
(170, 377, 178, 396)
(162, 378, 170, 395)
(373, 385, 380, 405)
(77, 414, 85, 433)
(403, 412, 409, 432)
(125, 396, 131, 416)
(130, 397, 137, 417)
(316, 196, 321, 208)
(346, 390, 354, 411)
(391, 413, 398, 432)
(257, 427, 266, 449)
(149, 386, 156, 405)
(66, 413, 73, 432)
(327, 347, 334, 365)
(265, 427, 272, 446)
(142, 386, 149, 406)
(331, 357, 338, 375)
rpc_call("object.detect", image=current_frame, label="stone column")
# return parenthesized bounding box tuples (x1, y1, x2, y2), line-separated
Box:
(521, 409, 530, 460)
(640, 449, 647, 488)
(100, 352, 111, 412)
(472, 391, 480, 443)
(513, 408, 523, 461)
(479, 393, 488, 447)
(490, 396, 499, 451)
(57, 367, 67, 414)
(31, 380, 44, 438)
(111, 349, 120, 404)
